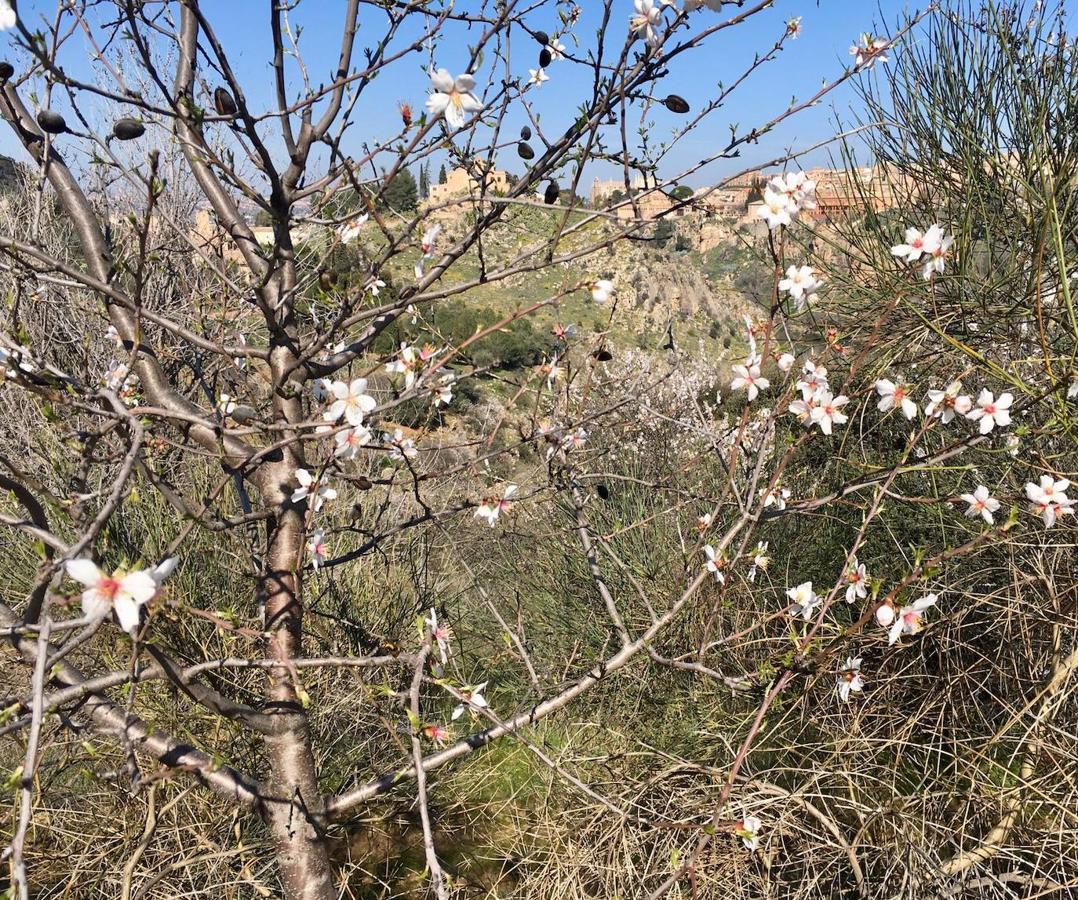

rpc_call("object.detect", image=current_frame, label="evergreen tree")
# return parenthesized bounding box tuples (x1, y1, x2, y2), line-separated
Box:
(418, 164, 429, 200)
(380, 168, 418, 212)
(438, 164, 447, 184)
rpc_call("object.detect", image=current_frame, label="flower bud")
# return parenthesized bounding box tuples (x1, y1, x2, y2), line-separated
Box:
(875, 603, 895, 627)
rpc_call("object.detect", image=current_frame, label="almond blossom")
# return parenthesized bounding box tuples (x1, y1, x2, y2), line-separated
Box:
(426, 68, 483, 129)
(875, 600, 895, 627)
(630, 0, 663, 48)
(386, 343, 420, 389)
(590, 279, 615, 303)
(849, 32, 889, 68)
(778, 264, 823, 310)
(730, 361, 769, 402)
(736, 815, 762, 851)
(797, 360, 828, 395)
(384, 428, 418, 462)
(777, 352, 795, 373)
(762, 486, 791, 510)
(420, 723, 451, 746)
(1025, 476, 1074, 527)
(876, 378, 917, 419)
(890, 226, 930, 263)
(888, 594, 938, 645)
(809, 390, 849, 435)
(451, 682, 489, 720)
(747, 541, 770, 582)
(837, 656, 865, 702)
(925, 380, 973, 423)
(292, 469, 337, 512)
(308, 529, 328, 569)
(787, 581, 820, 620)
(966, 388, 1013, 434)
(431, 372, 455, 407)
(757, 188, 793, 230)
(325, 378, 377, 426)
(528, 67, 549, 87)
(769, 171, 817, 211)
(959, 484, 1000, 525)
(703, 545, 726, 584)
(475, 484, 517, 527)
(427, 608, 452, 666)
(338, 214, 368, 243)
(334, 425, 372, 460)
(844, 557, 869, 603)
(65, 558, 166, 634)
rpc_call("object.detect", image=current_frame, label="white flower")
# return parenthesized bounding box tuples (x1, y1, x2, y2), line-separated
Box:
(809, 391, 849, 435)
(0, 344, 35, 378)
(451, 681, 489, 720)
(787, 581, 820, 620)
(364, 274, 386, 296)
(386, 344, 420, 389)
(837, 656, 864, 702)
(590, 279, 615, 303)
(334, 424, 372, 460)
(64, 559, 161, 634)
(431, 372, 455, 407)
(925, 380, 973, 423)
(0, 1, 15, 30)
(547, 37, 567, 59)
(528, 67, 549, 87)
(1067, 376, 1078, 400)
(292, 469, 338, 512)
(875, 601, 895, 627)
(102, 360, 136, 394)
(798, 360, 828, 395)
(786, 16, 803, 38)
(312, 377, 334, 404)
(730, 362, 769, 402)
(325, 378, 377, 426)
(703, 545, 726, 584)
(966, 389, 1013, 434)
(757, 188, 792, 230)
(427, 608, 452, 664)
(426, 68, 483, 129)
(475, 484, 518, 527)
(1025, 476, 1074, 527)
(920, 226, 954, 280)
(875, 378, 917, 419)
(736, 815, 761, 851)
(845, 558, 868, 603)
(959, 484, 1000, 525)
(777, 352, 796, 373)
(747, 541, 770, 582)
(849, 32, 889, 68)
(385, 428, 418, 462)
(338, 214, 368, 243)
(762, 486, 790, 510)
(890, 226, 930, 263)
(888, 593, 938, 644)
(778, 265, 823, 309)
(106, 324, 123, 346)
(630, 0, 663, 48)
(308, 529, 328, 569)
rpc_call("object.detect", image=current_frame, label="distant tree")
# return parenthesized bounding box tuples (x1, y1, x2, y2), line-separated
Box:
(653, 218, 675, 247)
(254, 208, 273, 227)
(609, 189, 625, 204)
(671, 185, 694, 200)
(380, 168, 418, 212)
(438, 163, 447, 184)
(418, 163, 430, 200)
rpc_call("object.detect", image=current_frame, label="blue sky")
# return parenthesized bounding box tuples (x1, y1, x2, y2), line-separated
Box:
(0, 1, 925, 188)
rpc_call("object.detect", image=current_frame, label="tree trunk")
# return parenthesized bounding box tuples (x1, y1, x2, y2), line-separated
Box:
(259, 476, 336, 899)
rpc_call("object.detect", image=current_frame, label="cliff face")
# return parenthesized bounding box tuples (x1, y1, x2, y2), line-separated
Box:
(0, 156, 21, 192)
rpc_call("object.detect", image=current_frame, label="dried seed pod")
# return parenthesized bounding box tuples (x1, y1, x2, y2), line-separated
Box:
(533, 30, 550, 46)
(520, 125, 532, 140)
(0, 62, 14, 81)
(662, 94, 691, 114)
(213, 86, 238, 118)
(543, 180, 559, 205)
(36, 110, 67, 134)
(112, 118, 145, 141)
(517, 141, 535, 160)
(539, 47, 552, 68)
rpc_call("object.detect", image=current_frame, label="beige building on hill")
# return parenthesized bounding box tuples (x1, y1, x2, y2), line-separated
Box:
(591, 175, 646, 205)
(428, 165, 510, 206)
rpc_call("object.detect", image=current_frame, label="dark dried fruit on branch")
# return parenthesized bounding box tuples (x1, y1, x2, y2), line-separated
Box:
(112, 118, 145, 141)
(0, 62, 14, 81)
(543, 180, 559, 204)
(533, 30, 550, 47)
(36, 110, 67, 134)
(520, 125, 532, 140)
(663, 94, 690, 114)
(591, 348, 613, 362)
(213, 87, 238, 118)
(539, 47, 552, 68)
(517, 141, 535, 160)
